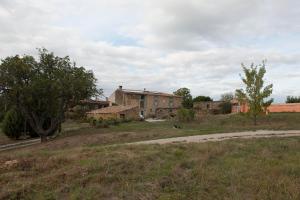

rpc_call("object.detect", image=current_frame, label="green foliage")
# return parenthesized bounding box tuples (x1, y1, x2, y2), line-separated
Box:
(2, 108, 24, 139)
(235, 61, 273, 125)
(220, 92, 234, 102)
(193, 96, 213, 102)
(95, 119, 109, 128)
(286, 96, 300, 103)
(173, 88, 193, 108)
(219, 102, 232, 114)
(0, 49, 100, 140)
(0, 95, 8, 122)
(106, 118, 122, 126)
(177, 108, 195, 122)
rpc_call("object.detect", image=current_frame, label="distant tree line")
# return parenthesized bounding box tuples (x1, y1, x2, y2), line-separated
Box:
(286, 96, 300, 103)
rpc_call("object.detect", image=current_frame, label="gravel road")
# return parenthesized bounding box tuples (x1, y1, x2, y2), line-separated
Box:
(130, 130, 300, 145)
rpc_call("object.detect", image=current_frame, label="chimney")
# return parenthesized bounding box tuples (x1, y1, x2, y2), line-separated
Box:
(105, 97, 109, 101)
(144, 88, 146, 91)
(119, 85, 123, 90)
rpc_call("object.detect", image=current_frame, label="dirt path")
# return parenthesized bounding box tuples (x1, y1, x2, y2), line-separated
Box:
(130, 130, 300, 145)
(0, 139, 40, 152)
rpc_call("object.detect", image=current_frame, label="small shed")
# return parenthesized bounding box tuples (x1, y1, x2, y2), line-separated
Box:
(86, 105, 139, 120)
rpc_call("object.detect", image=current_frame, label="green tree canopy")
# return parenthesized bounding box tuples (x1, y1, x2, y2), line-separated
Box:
(286, 96, 300, 103)
(193, 96, 213, 102)
(235, 61, 273, 125)
(0, 49, 101, 141)
(173, 87, 193, 109)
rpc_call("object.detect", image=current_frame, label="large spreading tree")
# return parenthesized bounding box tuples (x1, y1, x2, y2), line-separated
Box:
(0, 49, 100, 141)
(236, 61, 273, 125)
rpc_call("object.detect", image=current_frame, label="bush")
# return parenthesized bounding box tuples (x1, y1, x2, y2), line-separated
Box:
(106, 118, 119, 126)
(89, 117, 133, 128)
(2, 108, 25, 139)
(177, 108, 195, 122)
(89, 118, 98, 126)
(121, 118, 133, 123)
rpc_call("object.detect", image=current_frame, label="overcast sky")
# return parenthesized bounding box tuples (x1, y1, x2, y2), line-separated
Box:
(1, 0, 300, 102)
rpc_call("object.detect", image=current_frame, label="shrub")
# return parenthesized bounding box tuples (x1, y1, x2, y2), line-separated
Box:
(89, 118, 98, 126)
(2, 108, 24, 139)
(106, 118, 119, 126)
(177, 108, 195, 122)
(102, 121, 109, 128)
(121, 118, 133, 123)
(94, 120, 102, 128)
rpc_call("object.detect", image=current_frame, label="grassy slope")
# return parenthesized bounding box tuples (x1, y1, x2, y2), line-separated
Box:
(0, 137, 299, 199)
(57, 113, 300, 147)
(1, 113, 300, 147)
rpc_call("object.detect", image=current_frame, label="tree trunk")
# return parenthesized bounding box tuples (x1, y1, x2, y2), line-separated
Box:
(41, 135, 47, 143)
(254, 114, 257, 126)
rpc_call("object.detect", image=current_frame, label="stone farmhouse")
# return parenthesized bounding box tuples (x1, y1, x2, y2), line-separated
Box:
(108, 86, 183, 118)
(193, 101, 224, 119)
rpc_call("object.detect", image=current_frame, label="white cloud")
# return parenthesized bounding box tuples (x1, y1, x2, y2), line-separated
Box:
(0, 0, 300, 102)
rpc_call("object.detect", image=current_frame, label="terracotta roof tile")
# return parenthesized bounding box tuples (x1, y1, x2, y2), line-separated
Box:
(120, 89, 182, 98)
(87, 105, 138, 114)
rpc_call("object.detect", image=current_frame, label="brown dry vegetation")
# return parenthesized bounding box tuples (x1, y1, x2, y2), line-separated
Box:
(1, 113, 300, 148)
(0, 137, 299, 199)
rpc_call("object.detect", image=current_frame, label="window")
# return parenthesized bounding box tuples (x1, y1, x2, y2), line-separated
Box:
(207, 104, 210, 109)
(169, 97, 174, 107)
(140, 95, 145, 108)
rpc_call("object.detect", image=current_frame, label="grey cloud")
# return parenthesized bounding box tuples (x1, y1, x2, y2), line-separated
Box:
(0, 0, 300, 102)
(134, 0, 300, 50)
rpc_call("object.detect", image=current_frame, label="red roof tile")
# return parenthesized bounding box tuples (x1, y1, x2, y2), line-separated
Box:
(87, 105, 138, 114)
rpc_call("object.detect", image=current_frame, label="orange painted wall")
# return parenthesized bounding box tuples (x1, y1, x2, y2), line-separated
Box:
(232, 103, 300, 113)
(267, 103, 300, 113)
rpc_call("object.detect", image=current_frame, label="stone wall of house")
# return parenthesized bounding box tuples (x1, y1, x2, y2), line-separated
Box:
(155, 107, 179, 119)
(118, 106, 140, 120)
(193, 101, 224, 117)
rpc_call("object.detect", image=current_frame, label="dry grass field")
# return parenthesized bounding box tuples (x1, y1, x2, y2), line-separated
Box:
(1, 113, 300, 199)
(0, 137, 299, 199)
